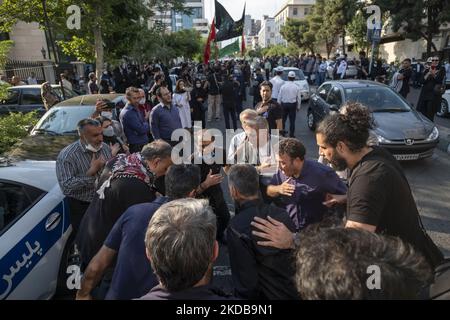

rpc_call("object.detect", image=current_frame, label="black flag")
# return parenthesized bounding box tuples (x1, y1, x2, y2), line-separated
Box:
(215, 1, 245, 42)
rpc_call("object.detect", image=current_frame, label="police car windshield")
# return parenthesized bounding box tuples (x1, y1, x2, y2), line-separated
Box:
(33, 106, 95, 135)
(281, 69, 305, 81)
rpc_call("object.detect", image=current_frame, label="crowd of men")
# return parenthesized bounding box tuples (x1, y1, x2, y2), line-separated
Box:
(51, 53, 448, 299)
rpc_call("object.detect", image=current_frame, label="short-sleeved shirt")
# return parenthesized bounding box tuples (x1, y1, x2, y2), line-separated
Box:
(104, 197, 169, 300)
(347, 147, 443, 267)
(270, 160, 347, 231)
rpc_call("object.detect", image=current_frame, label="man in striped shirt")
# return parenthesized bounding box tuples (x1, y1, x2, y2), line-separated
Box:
(56, 118, 117, 234)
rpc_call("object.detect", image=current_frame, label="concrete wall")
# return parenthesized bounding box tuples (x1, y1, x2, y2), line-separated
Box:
(8, 22, 48, 61)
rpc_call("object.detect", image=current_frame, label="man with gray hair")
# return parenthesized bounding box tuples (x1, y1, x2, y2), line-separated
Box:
(56, 118, 118, 235)
(76, 140, 173, 274)
(140, 198, 232, 300)
(226, 164, 299, 300)
(76, 164, 201, 300)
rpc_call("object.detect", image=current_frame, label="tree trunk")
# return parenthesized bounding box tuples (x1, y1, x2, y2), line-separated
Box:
(94, 7, 104, 84)
(342, 29, 346, 55)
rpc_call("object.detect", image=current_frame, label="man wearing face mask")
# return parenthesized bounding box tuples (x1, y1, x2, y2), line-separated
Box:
(120, 87, 150, 153)
(76, 140, 173, 276)
(56, 119, 117, 236)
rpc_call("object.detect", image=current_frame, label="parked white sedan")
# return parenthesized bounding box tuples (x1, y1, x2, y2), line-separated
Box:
(0, 159, 71, 300)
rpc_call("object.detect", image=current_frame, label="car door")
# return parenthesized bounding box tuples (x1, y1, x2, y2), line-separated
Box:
(311, 83, 332, 121)
(0, 90, 20, 116)
(325, 85, 344, 115)
(0, 180, 69, 300)
(19, 88, 46, 116)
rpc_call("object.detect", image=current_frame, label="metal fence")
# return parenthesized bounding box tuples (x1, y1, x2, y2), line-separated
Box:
(1, 60, 52, 83)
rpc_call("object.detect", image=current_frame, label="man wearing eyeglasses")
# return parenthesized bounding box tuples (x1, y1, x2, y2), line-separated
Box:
(417, 56, 446, 122)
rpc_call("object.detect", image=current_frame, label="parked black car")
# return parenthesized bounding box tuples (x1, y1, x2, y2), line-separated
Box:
(0, 85, 78, 117)
(307, 80, 439, 160)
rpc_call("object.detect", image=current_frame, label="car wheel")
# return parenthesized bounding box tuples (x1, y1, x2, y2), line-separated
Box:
(437, 99, 449, 117)
(307, 109, 316, 131)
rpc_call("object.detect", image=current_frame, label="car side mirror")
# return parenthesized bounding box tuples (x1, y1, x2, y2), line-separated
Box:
(330, 104, 339, 112)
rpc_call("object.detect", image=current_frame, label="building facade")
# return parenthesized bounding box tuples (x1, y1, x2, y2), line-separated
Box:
(258, 16, 275, 48)
(273, 0, 316, 46)
(149, 0, 209, 37)
(6, 22, 49, 62)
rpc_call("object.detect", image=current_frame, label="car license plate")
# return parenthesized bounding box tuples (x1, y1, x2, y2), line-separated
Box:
(394, 154, 419, 161)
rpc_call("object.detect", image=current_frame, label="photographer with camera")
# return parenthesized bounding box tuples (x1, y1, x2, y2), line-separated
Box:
(417, 56, 446, 122)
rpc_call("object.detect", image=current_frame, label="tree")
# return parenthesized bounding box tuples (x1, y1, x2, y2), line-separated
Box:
(0, 40, 13, 99)
(0, 0, 191, 80)
(374, 0, 450, 55)
(308, 0, 337, 58)
(280, 18, 316, 54)
(318, 0, 357, 55)
(346, 9, 371, 53)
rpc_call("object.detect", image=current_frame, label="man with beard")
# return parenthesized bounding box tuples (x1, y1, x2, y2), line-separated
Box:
(266, 138, 346, 231)
(251, 103, 443, 270)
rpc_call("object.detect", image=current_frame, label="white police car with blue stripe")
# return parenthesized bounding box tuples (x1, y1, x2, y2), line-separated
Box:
(0, 159, 72, 299)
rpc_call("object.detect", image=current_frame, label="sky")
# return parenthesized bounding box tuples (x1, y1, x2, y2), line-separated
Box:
(204, 0, 285, 23)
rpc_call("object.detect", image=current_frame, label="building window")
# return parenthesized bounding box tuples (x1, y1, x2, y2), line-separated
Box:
(305, 7, 310, 15)
(267, 26, 271, 32)
(270, 33, 274, 38)
(293, 8, 298, 16)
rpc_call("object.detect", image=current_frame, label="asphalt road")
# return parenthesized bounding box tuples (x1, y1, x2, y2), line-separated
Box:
(209, 87, 450, 294)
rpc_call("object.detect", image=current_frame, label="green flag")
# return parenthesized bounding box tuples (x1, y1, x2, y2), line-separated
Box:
(219, 39, 240, 58)
(215, 1, 245, 42)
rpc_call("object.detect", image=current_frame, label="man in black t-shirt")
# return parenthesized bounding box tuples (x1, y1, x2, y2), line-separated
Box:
(315, 103, 443, 268)
(249, 102, 444, 269)
(255, 81, 283, 133)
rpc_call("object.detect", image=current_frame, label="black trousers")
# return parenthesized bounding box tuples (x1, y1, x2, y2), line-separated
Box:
(419, 100, 437, 122)
(67, 197, 90, 238)
(282, 102, 297, 137)
(223, 104, 237, 129)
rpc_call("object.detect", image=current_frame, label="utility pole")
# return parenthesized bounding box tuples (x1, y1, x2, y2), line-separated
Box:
(42, 0, 59, 63)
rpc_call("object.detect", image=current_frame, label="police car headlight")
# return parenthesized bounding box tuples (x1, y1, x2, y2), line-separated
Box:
(426, 127, 439, 141)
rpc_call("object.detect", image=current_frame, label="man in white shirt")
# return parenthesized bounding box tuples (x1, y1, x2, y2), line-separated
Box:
(336, 56, 348, 80)
(270, 66, 285, 102)
(60, 73, 73, 91)
(278, 71, 301, 137)
(27, 72, 38, 85)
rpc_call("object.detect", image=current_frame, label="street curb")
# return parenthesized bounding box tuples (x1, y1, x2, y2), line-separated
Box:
(437, 125, 450, 154)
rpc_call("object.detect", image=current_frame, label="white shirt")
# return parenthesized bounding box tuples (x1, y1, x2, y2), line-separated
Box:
(27, 77, 38, 85)
(337, 60, 347, 76)
(278, 81, 301, 105)
(61, 78, 73, 91)
(227, 132, 279, 177)
(270, 76, 285, 100)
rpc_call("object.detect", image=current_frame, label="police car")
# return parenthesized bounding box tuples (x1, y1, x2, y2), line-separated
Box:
(0, 158, 71, 300)
(0, 94, 125, 299)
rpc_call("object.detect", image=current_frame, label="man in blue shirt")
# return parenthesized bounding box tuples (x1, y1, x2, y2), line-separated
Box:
(267, 138, 347, 231)
(119, 86, 150, 153)
(75, 164, 201, 300)
(150, 86, 183, 146)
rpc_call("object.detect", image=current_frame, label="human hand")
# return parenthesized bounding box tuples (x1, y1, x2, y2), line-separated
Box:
(203, 169, 223, 188)
(87, 153, 105, 176)
(323, 193, 347, 207)
(277, 177, 295, 196)
(110, 143, 120, 157)
(251, 216, 294, 249)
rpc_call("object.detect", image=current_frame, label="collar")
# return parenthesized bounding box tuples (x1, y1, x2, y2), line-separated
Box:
(239, 198, 263, 211)
(78, 139, 90, 153)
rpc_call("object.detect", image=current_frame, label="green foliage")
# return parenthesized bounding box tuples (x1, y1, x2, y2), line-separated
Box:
(374, 0, 450, 54)
(346, 9, 371, 53)
(280, 18, 316, 54)
(57, 36, 95, 63)
(0, 111, 39, 155)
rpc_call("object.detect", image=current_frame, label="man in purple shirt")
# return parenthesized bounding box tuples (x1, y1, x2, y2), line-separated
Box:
(119, 86, 150, 153)
(150, 86, 183, 146)
(267, 138, 347, 231)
